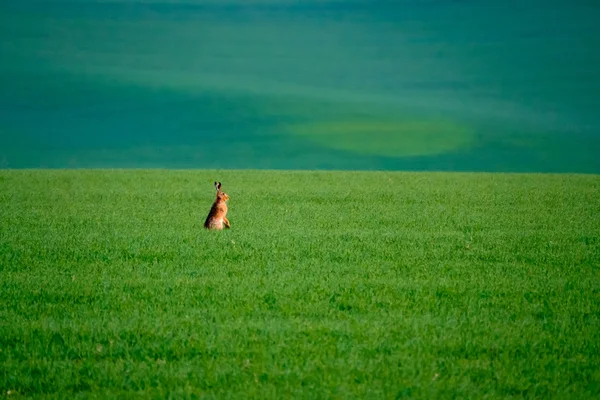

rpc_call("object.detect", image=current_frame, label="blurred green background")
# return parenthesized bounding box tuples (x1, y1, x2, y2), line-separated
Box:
(1, 0, 599, 172)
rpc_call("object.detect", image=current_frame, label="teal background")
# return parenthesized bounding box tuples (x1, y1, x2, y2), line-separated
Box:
(1, 0, 599, 172)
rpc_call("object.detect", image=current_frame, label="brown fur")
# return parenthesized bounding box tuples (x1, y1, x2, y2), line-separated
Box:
(204, 182, 230, 230)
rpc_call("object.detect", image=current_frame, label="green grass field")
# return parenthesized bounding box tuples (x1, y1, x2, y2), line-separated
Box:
(1, 170, 600, 398)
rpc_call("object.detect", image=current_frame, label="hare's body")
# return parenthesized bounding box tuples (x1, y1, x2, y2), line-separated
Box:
(204, 182, 230, 230)
(204, 202, 229, 230)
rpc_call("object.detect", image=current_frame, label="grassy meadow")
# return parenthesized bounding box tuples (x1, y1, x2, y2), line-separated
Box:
(1, 170, 599, 398)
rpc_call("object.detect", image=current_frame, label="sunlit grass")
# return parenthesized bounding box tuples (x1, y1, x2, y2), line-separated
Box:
(287, 117, 474, 157)
(1, 170, 599, 398)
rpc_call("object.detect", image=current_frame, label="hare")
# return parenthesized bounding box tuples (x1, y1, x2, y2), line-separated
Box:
(204, 181, 230, 230)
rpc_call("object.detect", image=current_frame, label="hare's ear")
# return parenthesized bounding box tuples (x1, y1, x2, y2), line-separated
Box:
(215, 182, 222, 191)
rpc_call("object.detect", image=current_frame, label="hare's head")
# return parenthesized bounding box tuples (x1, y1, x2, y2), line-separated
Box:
(214, 181, 229, 202)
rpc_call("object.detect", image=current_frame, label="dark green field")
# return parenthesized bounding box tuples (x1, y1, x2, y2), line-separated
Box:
(1, 170, 599, 398)
(1, 0, 599, 172)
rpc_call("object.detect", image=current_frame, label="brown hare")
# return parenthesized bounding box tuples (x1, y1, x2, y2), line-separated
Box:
(204, 181, 230, 230)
